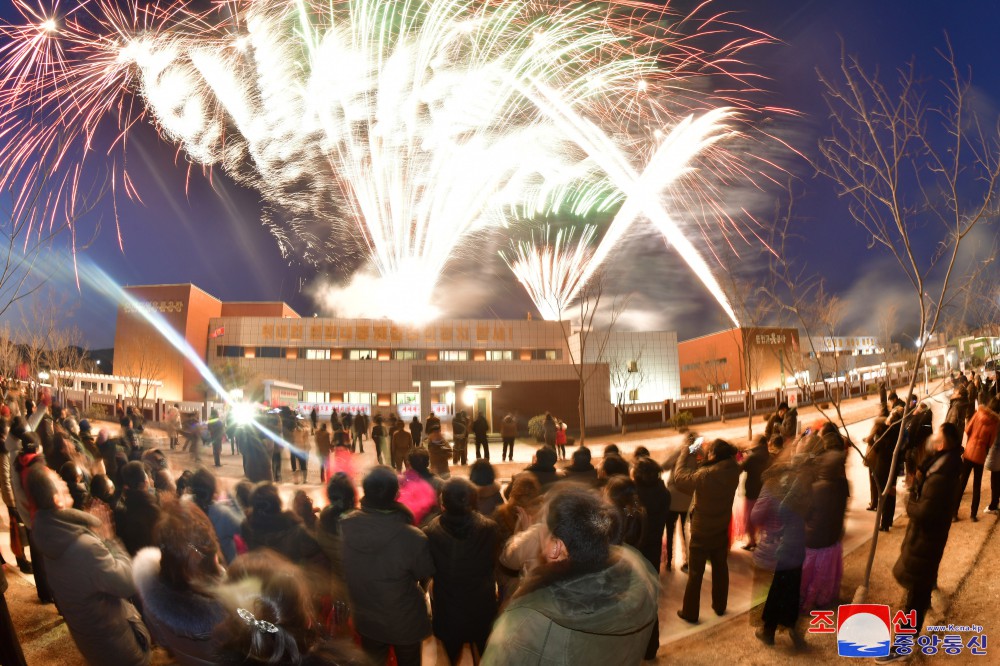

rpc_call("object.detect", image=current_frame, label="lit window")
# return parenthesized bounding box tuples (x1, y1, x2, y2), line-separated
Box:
(628, 389, 639, 401)
(344, 392, 375, 404)
(485, 350, 513, 361)
(392, 350, 424, 360)
(439, 350, 469, 361)
(303, 391, 330, 403)
(627, 360, 638, 373)
(394, 392, 419, 404)
(305, 349, 331, 360)
(348, 349, 378, 360)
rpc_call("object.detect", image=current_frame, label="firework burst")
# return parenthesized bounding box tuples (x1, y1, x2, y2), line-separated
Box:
(0, 0, 772, 322)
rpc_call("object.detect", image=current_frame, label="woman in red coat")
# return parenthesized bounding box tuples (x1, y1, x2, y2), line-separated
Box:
(956, 397, 1000, 521)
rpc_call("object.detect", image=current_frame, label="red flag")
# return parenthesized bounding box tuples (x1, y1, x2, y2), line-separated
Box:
(209, 326, 225, 339)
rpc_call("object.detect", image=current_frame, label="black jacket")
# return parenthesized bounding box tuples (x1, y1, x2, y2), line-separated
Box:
(423, 512, 500, 644)
(115, 489, 162, 557)
(241, 510, 328, 571)
(740, 442, 771, 501)
(804, 451, 849, 549)
(340, 503, 435, 645)
(635, 482, 670, 569)
(893, 446, 963, 589)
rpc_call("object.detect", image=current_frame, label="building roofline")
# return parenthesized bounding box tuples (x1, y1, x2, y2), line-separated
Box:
(123, 283, 221, 302)
(223, 301, 302, 318)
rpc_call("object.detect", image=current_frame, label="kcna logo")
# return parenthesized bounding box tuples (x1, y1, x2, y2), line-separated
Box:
(837, 605, 892, 657)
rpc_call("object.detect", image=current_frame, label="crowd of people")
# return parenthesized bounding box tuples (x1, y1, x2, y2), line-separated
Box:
(0, 367, 997, 665)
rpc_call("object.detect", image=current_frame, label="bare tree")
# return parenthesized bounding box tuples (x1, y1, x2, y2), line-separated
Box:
(0, 323, 20, 382)
(817, 42, 1000, 599)
(45, 325, 90, 378)
(693, 346, 729, 423)
(710, 244, 776, 440)
(559, 271, 627, 445)
(609, 345, 646, 434)
(117, 334, 166, 408)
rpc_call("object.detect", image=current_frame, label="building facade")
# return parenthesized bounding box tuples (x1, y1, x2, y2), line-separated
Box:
(677, 327, 800, 395)
(112, 284, 617, 431)
(568, 330, 681, 405)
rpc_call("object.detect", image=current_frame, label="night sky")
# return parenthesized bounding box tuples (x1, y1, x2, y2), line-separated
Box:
(2, 0, 998, 347)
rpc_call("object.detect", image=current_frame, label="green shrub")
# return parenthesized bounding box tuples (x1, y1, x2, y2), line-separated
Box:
(671, 411, 694, 431)
(528, 414, 547, 442)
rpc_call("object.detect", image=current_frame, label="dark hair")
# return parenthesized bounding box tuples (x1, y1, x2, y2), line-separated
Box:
(601, 454, 630, 479)
(156, 502, 222, 592)
(632, 457, 662, 487)
(534, 446, 557, 469)
(250, 482, 283, 516)
(189, 468, 218, 514)
(90, 474, 115, 504)
(603, 444, 620, 457)
(18, 430, 40, 454)
(217, 551, 316, 666)
(234, 480, 254, 512)
(120, 460, 149, 490)
(634, 446, 650, 459)
(292, 491, 316, 529)
(545, 487, 612, 569)
(441, 477, 476, 515)
(604, 476, 644, 547)
(778, 402, 789, 411)
(710, 439, 737, 461)
(990, 398, 1000, 413)
(468, 459, 495, 486)
(26, 465, 58, 511)
(940, 422, 961, 450)
(406, 447, 430, 473)
(571, 446, 593, 468)
(324, 473, 357, 515)
(361, 466, 399, 510)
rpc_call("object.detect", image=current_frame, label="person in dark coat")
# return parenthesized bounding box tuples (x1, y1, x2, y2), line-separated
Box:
(114, 461, 162, 557)
(632, 457, 670, 660)
(451, 411, 469, 466)
(871, 408, 905, 531)
(207, 409, 225, 468)
(236, 425, 272, 484)
(752, 463, 808, 650)
(945, 386, 970, 434)
(673, 438, 741, 623)
(469, 459, 503, 517)
(499, 414, 517, 462)
(240, 482, 328, 572)
(887, 423, 963, 657)
(423, 478, 500, 663)
(542, 412, 557, 448)
(560, 446, 599, 486)
(504, 446, 560, 498)
(410, 416, 423, 446)
(473, 413, 490, 461)
(0, 540, 28, 666)
(740, 435, 771, 550)
(764, 404, 788, 442)
(340, 467, 434, 666)
(800, 444, 849, 612)
(27, 466, 151, 666)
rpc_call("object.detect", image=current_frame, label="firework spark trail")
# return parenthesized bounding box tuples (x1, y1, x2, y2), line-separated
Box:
(503, 224, 598, 320)
(0, 0, 769, 323)
(519, 77, 740, 324)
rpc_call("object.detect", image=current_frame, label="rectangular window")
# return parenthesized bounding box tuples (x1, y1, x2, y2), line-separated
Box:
(218, 345, 244, 358)
(392, 350, 425, 361)
(628, 388, 639, 401)
(394, 392, 419, 405)
(305, 349, 331, 360)
(348, 349, 378, 360)
(439, 350, 469, 361)
(485, 350, 513, 361)
(627, 360, 639, 373)
(255, 346, 284, 358)
(303, 391, 330, 403)
(531, 349, 561, 361)
(344, 392, 375, 404)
